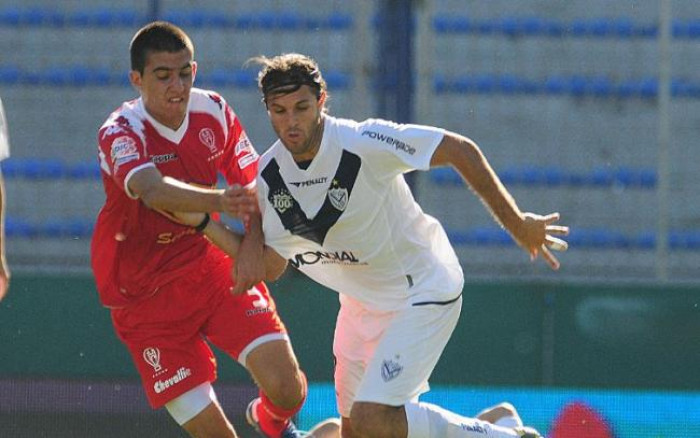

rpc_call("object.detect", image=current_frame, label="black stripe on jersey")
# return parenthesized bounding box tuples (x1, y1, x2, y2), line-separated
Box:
(262, 150, 361, 245)
(412, 292, 463, 307)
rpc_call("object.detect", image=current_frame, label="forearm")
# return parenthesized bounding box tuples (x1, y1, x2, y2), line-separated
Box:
(239, 212, 265, 259)
(201, 219, 243, 257)
(201, 218, 286, 281)
(432, 134, 523, 231)
(140, 176, 224, 212)
(129, 167, 224, 212)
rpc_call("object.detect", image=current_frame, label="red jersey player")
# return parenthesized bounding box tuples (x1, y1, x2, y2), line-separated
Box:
(91, 22, 306, 438)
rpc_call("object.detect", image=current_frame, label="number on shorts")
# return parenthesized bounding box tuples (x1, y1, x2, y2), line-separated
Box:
(247, 286, 268, 308)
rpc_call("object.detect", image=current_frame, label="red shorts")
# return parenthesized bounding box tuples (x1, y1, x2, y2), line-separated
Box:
(111, 252, 287, 408)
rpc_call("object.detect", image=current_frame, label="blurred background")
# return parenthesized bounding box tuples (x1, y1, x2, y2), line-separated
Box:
(0, 0, 699, 436)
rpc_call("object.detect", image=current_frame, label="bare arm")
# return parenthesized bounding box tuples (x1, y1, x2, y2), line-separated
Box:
(231, 211, 265, 294)
(169, 211, 288, 283)
(430, 132, 569, 269)
(127, 167, 258, 219)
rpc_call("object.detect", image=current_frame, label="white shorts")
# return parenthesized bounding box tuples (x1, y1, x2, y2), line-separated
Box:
(333, 293, 462, 417)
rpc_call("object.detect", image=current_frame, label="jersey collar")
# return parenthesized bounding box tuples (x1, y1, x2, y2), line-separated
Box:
(137, 98, 191, 144)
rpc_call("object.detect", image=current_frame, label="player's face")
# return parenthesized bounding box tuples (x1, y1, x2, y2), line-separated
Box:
(266, 86, 326, 162)
(129, 49, 196, 130)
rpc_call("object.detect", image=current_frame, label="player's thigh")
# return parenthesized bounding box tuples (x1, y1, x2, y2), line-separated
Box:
(204, 282, 289, 364)
(355, 297, 462, 407)
(333, 299, 396, 418)
(112, 288, 219, 408)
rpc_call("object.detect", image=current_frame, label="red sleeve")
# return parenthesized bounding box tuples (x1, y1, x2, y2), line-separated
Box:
(219, 103, 259, 187)
(98, 121, 152, 197)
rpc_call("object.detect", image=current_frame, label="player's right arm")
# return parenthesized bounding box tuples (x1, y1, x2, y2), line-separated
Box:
(128, 167, 257, 219)
(169, 210, 288, 282)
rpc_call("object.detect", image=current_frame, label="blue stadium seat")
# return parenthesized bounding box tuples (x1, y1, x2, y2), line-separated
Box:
(0, 6, 20, 25)
(589, 75, 613, 97)
(67, 162, 101, 180)
(277, 11, 303, 30)
(670, 230, 700, 250)
(6, 218, 37, 238)
(543, 75, 567, 94)
(326, 12, 353, 30)
(0, 65, 20, 84)
(588, 167, 615, 187)
(432, 16, 472, 33)
(448, 227, 512, 246)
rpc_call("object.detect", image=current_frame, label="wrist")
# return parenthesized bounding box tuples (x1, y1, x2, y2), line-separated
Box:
(194, 213, 211, 232)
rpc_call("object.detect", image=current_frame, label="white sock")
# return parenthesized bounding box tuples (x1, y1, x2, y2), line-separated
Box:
(405, 402, 520, 438)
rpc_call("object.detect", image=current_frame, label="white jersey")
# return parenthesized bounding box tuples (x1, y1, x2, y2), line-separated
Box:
(0, 98, 11, 161)
(258, 115, 464, 311)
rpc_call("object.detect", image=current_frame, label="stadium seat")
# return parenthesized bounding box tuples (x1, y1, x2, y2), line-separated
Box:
(66, 162, 101, 180)
(0, 65, 20, 85)
(6, 218, 37, 238)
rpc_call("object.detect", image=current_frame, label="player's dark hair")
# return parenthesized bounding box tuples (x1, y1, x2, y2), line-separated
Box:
(130, 21, 194, 74)
(248, 53, 327, 105)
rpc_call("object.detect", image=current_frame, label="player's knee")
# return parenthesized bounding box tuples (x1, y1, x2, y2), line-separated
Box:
(263, 369, 306, 409)
(350, 402, 400, 438)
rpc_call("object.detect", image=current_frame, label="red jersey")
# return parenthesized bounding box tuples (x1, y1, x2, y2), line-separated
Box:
(91, 88, 259, 308)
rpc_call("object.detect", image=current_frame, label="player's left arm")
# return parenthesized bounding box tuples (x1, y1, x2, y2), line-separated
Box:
(168, 210, 287, 284)
(430, 131, 569, 270)
(233, 209, 266, 294)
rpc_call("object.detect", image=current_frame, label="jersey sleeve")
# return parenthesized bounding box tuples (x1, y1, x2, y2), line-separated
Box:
(353, 118, 445, 179)
(97, 120, 154, 199)
(219, 100, 260, 188)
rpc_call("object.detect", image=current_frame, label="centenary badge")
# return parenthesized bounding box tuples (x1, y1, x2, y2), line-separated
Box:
(271, 190, 294, 214)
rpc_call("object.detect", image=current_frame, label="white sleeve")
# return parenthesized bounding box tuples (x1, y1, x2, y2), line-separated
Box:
(353, 118, 444, 177)
(0, 98, 11, 161)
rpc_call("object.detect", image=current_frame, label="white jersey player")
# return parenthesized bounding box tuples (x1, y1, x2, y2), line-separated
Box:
(249, 53, 569, 438)
(175, 53, 569, 438)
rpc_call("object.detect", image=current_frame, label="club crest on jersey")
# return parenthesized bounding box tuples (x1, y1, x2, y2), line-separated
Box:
(381, 357, 403, 382)
(143, 347, 163, 373)
(199, 128, 217, 153)
(328, 180, 349, 211)
(271, 190, 294, 214)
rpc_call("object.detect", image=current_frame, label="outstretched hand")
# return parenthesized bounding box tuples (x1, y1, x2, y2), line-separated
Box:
(512, 212, 569, 270)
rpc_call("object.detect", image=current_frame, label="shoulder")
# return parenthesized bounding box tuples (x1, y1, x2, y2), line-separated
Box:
(189, 88, 230, 116)
(258, 140, 284, 170)
(98, 99, 146, 145)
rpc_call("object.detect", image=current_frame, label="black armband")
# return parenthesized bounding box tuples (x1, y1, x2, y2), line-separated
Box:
(194, 213, 211, 233)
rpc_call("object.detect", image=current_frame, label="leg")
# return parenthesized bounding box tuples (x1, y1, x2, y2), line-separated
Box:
(111, 275, 237, 437)
(344, 298, 535, 438)
(205, 282, 306, 437)
(245, 339, 307, 437)
(350, 403, 407, 438)
(246, 338, 307, 409)
(181, 402, 237, 438)
(166, 382, 237, 438)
